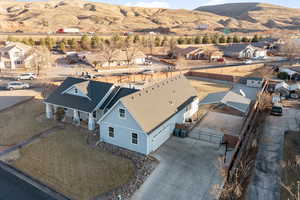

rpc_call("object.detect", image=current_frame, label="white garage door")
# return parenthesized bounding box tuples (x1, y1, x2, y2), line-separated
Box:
(151, 125, 172, 152)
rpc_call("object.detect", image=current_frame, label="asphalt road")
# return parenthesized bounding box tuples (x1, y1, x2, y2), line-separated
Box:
(0, 166, 57, 200)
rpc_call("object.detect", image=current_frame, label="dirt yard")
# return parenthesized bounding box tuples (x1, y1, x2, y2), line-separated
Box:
(188, 78, 231, 100)
(11, 125, 135, 200)
(281, 131, 300, 200)
(0, 99, 56, 146)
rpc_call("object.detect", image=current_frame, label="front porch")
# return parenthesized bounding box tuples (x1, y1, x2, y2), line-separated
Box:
(45, 103, 97, 131)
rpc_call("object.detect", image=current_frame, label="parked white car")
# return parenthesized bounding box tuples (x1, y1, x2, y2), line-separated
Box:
(17, 73, 37, 80)
(6, 81, 30, 90)
(244, 60, 254, 64)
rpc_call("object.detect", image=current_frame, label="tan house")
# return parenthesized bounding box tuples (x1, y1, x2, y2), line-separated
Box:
(171, 46, 223, 61)
(0, 42, 34, 70)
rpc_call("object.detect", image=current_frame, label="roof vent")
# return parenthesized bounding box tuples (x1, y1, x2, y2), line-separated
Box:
(169, 101, 174, 105)
(139, 93, 142, 96)
(146, 90, 149, 93)
(152, 87, 154, 90)
(131, 96, 134, 100)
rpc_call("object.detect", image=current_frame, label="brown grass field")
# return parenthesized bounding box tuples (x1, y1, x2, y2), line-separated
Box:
(188, 78, 231, 100)
(12, 125, 135, 200)
(0, 99, 56, 146)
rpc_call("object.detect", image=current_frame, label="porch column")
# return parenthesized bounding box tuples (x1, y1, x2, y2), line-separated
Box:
(88, 113, 95, 131)
(45, 103, 53, 119)
(73, 109, 80, 125)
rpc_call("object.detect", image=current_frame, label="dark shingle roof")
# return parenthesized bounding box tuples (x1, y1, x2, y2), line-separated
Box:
(217, 44, 250, 54)
(45, 77, 114, 113)
(101, 87, 139, 110)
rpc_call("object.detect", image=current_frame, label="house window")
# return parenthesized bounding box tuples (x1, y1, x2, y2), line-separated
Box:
(186, 104, 192, 112)
(132, 133, 138, 144)
(108, 127, 114, 138)
(119, 108, 126, 118)
(15, 60, 22, 65)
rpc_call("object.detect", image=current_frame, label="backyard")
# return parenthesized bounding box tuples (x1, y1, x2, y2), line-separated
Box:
(0, 99, 56, 146)
(11, 125, 135, 200)
(188, 78, 231, 100)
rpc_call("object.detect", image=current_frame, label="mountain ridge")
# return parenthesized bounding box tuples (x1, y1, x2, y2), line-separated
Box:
(0, 1, 299, 34)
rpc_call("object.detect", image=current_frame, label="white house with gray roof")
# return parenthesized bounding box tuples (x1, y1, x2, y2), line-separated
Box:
(97, 75, 199, 155)
(0, 42, 34, 69)
(44, 77, 138, 131)
(217, 44, 267, 59)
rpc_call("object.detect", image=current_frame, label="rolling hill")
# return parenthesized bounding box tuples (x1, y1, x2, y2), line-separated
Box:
(0, 0, 299, 34)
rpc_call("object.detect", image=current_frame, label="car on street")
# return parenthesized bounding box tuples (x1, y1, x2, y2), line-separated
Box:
(6, 81, 30, 90)
(289, 93, 299, 99)
(271, 103, 283, 116)
(17, 73, 37, 80)
(244, 60, 254, 64)
(142, 69, 155, 74)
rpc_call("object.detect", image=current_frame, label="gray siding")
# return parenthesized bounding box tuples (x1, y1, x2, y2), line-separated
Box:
(99, 101, 149, 154)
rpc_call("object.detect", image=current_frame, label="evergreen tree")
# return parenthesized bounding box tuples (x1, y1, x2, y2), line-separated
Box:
(177, 37, 185, 45)
(233, 35, 240, 43)
(154, 36, 161, 47)
(39, 38, 46, 46)
(241, 37, 249, 43)
(186, 37, 192, 45)
(70, 38, 77, 49)
(202, 35, 211, 44)
(59, 42, 66, 52)
(226, 36, 233, 43)
(194, 36, 202, 44)
(251, 35, 259, 43)
(133, 35, 140, 44)
(91, 36, 100, 49)
(161, 36, 169, 47)
(80, 35, 90, 49)
(219, 35, 226, 43)
(28, 38, 35, 46)
(22, 38, 30, 45)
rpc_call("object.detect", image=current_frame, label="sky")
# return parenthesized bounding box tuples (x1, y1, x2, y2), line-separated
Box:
(88, 0, 299, 9)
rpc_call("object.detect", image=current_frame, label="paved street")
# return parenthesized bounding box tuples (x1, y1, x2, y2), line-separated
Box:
(0, 165, 58, 200)
(132, 137, 225, 200)
(247, 108, 300, 200)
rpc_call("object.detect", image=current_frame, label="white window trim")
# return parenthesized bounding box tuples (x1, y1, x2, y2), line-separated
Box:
(131, 133, 138, 145)
(119, 108, 126, 119)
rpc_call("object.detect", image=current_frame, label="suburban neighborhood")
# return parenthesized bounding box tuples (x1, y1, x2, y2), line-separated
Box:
(0, 1, 300, 200)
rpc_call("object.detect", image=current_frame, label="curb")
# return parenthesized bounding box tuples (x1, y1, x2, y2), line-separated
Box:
(0, 161, 71, 200)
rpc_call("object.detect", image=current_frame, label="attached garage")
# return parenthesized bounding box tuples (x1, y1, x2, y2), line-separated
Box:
(151, 125, 172, 152)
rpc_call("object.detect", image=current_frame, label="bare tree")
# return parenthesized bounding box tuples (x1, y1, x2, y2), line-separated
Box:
(29, 46, 53, 76)
(99, 42, 119, 69)
(123, 41, 141, 67)
(280, 39, 300, 60)
(175, 56, 187, 74)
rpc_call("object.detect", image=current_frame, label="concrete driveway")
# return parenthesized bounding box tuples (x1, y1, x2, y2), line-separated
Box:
(132, 137, 225, 200)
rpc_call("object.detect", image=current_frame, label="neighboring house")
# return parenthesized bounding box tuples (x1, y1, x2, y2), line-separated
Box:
(66, 50, 146, 67)
(279, 68, 300, 80)
(245, 77, 264, 88)
(44, 77, 138, 131)
(217, 44, 267, 59)
(0, 42, 34, 69)
(97, 75, 199, 155)
(199, 91, 251, 116)
(171, 47, 223, 61)
(171, 47, 203, 59)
